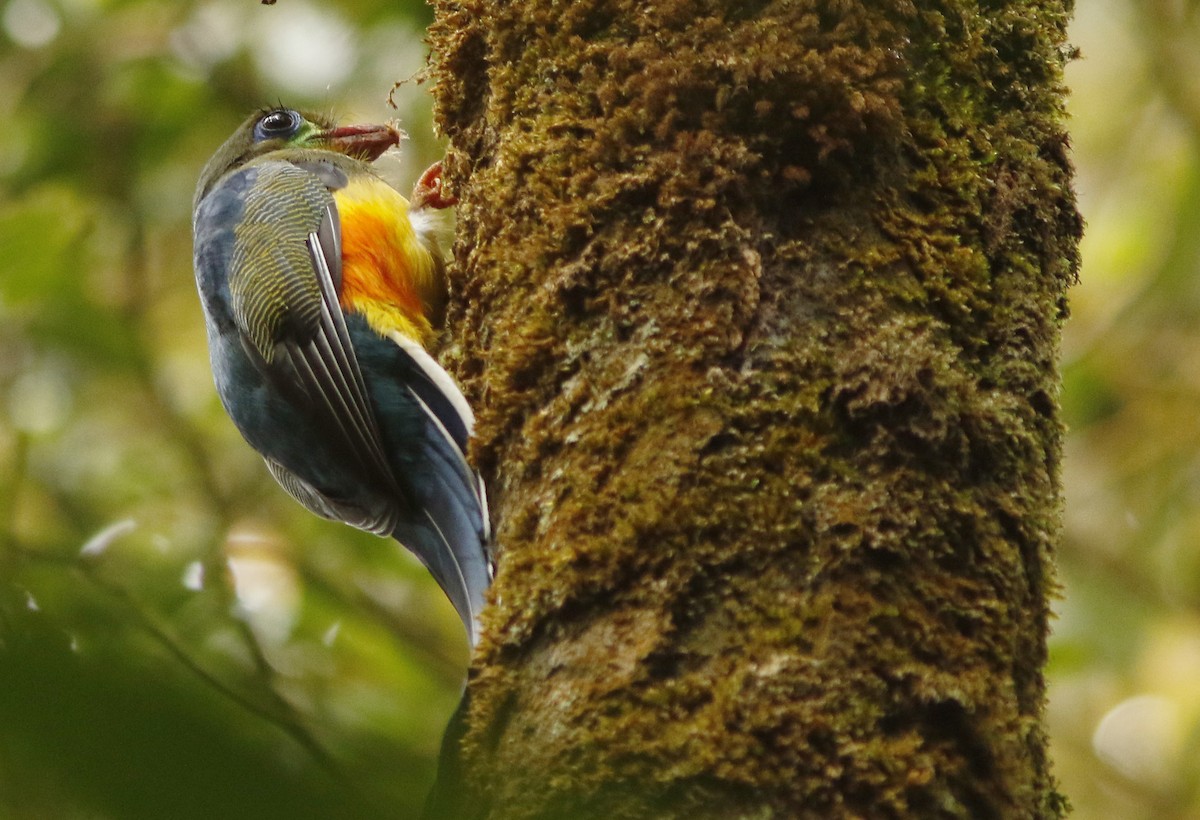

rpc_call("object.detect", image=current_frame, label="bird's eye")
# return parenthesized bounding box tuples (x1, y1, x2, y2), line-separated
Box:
(253, 109, 301, 141)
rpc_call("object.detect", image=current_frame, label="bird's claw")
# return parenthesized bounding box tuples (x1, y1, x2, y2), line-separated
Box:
(411, 161, 458, 210)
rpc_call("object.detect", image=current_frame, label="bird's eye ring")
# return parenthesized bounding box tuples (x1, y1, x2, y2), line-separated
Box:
(254, 109, 301, 141)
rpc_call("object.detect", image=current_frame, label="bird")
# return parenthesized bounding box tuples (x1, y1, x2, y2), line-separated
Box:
(191, 107, 490, 645)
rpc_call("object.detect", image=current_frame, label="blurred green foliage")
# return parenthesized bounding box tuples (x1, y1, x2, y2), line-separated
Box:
(1, 0, 1196, 818)
(1053, 0, 1200, 817)
(0, 1, 464, 817)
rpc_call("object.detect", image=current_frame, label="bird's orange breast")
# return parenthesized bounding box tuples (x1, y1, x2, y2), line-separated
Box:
(334, 175, 442, 345)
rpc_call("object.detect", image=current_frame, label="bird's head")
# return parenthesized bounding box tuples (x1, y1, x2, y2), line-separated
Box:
(195, 107, 402, 208)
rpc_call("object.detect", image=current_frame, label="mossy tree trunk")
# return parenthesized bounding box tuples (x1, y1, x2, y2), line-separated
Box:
(427, 1, 1079, 817)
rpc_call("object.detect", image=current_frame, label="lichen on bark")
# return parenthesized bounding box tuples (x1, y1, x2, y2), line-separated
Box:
(427, 1, 1079, 817)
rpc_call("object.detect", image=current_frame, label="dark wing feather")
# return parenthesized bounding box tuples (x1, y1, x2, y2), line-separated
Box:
(386, 331, 477, 471)
(293, 210, 398, 489)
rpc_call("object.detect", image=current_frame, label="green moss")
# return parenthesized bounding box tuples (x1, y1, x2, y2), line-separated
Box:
(428, 0, 1078, 817)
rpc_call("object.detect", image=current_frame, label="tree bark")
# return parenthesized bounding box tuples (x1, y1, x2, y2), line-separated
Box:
(427, 1, 1080, 818)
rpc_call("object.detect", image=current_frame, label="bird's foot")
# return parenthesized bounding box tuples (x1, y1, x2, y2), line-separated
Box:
(411, 161, 458, 210)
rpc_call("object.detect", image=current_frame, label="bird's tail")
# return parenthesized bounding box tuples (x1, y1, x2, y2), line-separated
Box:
(391, 420, 491, 647)
(392, 504, 489, 647)
(384, 329, 492, 647)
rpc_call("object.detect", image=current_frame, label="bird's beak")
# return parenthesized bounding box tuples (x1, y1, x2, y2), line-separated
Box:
(319, 123, 402, 161)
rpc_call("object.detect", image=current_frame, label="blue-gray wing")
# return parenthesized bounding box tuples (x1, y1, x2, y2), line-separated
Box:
(217, 161, 402, 533)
